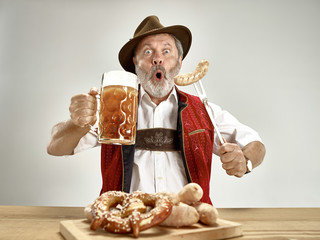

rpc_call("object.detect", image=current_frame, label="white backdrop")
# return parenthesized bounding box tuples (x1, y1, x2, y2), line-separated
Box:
(1, 0, 319, 207)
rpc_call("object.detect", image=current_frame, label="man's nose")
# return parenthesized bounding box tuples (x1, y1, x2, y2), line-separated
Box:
(152, 56, 163, 65)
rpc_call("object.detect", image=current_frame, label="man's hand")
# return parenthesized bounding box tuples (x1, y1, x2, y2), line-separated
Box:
(69, 87, 99, 127)
(218, 141, 247, 178)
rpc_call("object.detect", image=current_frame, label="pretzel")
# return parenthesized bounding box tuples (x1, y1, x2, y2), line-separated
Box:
(87, 191, 173, 238)
(174, 59, 209, 86)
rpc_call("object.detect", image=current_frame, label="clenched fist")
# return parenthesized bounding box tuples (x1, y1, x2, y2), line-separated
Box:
(69, 87, 99, 127)
(218, 141, 247, 178)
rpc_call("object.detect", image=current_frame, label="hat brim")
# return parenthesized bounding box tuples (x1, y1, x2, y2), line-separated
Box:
(118, 25, 192, 73)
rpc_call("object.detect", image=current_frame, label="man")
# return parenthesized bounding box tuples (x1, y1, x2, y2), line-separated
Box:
(47, 16, 266, 204)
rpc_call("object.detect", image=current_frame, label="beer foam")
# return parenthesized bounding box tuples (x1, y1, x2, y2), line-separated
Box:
(102, 71, 138, 89)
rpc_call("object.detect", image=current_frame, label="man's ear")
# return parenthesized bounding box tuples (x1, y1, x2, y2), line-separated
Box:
(179, 56, 182, 68)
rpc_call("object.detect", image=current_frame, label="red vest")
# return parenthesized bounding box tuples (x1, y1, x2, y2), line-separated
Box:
(100, 89, 214, 204)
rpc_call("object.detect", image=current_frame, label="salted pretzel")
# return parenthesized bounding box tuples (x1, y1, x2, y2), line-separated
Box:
(87, 191, 173, 238)
(174, 59, 209, 86)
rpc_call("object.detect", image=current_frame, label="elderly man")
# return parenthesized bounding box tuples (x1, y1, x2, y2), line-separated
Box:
(47, 16, 265, 204)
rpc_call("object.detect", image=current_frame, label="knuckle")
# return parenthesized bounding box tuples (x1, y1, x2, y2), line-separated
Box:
(78, 117, 88, 125)
(235, 161, 244, 170)
(72, 108, 81, 116)
(87, 94, 96, 103)
(222, 163, 227, 170)
(219, 144, 226, 151)
(70, 112, 76, 120)
(236, 151, 243, 158)
(75, 93, 91, 102)
(71, 93, 84, 100)
(235, 173, 243, 178)
(69, 104, 78, 113)
(220, 155, 227, 163)
(226, 169, 234, 176)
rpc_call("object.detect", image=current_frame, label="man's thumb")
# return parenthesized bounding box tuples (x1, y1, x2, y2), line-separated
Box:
(219, 137, 227, 146)
(89, 87, 99, 96)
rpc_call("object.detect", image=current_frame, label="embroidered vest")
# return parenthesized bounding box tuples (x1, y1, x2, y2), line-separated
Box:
(100, 89, 214, 204)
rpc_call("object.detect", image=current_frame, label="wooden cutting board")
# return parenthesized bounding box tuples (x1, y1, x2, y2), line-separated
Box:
(60, 218, 242, 240)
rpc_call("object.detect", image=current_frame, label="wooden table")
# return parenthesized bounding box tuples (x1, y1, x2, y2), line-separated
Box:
(0, 206, 319, 239)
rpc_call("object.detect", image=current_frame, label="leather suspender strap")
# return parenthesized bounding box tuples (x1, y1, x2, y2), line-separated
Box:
(135, 128, 179, 151)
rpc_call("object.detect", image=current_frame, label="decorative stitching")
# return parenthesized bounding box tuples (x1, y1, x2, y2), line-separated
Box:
(144, 132, 174, 146)
(189, 129, 206, 136)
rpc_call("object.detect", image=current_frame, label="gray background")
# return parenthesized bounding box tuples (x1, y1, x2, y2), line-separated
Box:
(1, 0, 319, 207)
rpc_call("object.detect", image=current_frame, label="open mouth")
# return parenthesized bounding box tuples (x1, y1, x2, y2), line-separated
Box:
(154, 71, 163, 82)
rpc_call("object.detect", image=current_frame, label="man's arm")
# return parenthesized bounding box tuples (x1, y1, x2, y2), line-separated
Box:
(47, 120, 91, 156)
(47, 87, 98, 156)
(241, 141, 266, 169)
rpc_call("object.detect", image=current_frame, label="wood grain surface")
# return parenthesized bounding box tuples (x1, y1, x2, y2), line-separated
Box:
(60, 218, 242, 240)
(1, 206, 320, 239)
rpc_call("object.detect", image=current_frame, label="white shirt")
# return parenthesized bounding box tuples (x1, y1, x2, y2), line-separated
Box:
(131, 87, 188, 193)
(74, 87, 262, 194)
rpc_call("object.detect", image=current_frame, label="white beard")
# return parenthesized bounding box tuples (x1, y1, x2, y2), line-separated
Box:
(135, 62, 180, 98)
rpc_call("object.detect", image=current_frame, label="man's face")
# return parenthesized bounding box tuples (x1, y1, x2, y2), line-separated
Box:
(133, 33, 182, 98)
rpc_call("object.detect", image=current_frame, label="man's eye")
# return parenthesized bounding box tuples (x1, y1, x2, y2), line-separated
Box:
(163, 49, 170, 54)
(145, 49, 152, 55)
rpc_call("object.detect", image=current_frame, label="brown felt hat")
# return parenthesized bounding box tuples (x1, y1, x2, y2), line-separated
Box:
(118, 15, 192, 73)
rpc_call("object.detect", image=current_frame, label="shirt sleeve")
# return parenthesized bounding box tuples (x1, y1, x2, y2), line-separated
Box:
(208, 102, 263, 155)
(73, 125, 100, 154)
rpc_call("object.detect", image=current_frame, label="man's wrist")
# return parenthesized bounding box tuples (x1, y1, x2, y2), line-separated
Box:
(245, 158, 253, 174)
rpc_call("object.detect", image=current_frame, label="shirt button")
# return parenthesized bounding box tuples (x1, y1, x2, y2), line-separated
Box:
(157, 176, 163, 180)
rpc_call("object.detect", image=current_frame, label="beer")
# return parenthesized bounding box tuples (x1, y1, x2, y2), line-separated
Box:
(98, 85, 138, 144)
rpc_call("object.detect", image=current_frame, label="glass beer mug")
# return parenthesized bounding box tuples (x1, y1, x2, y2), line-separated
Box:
(98, 71, 138, 145)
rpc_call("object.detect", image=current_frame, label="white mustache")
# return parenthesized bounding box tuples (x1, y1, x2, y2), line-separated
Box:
(149, 65, 167, 80)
